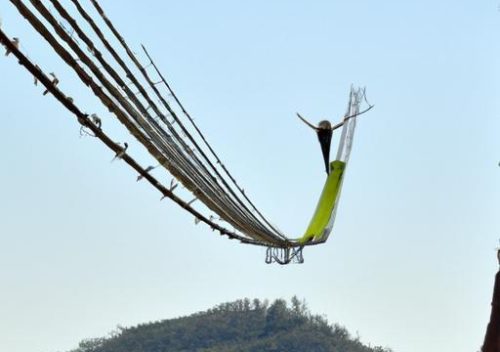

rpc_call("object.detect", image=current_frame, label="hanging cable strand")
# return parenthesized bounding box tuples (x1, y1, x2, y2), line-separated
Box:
(80, 0, 287, 243)
(141, 44, 287, 241)
(75, 3, 282, 243)
(141, 43, 288, 234)
(33, 0, 212, 204)
(87, 0, 287, 241)
(12, 0, 276, 245)
(140, 45, 286, 240)
(40, 0, 276, 244)
(58, 0, 282, 243)
(89, 0, 288, 241)
(0, 27, 267, 246)
(47, 2, 274, 245)
(15, 0, 287, 245)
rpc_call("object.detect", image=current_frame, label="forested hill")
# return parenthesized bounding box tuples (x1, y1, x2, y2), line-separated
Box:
(69, 298, 392, 352)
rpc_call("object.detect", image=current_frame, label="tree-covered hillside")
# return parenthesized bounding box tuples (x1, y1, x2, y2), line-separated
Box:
(69, 298, 392, 352)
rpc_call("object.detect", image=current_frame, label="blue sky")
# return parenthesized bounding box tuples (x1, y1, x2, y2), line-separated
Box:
(0, 1, 499, 352)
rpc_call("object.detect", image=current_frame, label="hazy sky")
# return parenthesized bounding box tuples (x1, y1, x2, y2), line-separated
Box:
(0, 1, 499, 352)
